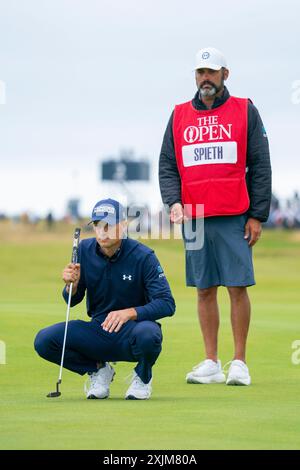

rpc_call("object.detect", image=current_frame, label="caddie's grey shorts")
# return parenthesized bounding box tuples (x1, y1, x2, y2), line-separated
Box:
(182, 214, 255, 289)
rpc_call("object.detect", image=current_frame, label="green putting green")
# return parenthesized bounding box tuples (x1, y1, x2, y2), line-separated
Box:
(0, 225, 299, 449)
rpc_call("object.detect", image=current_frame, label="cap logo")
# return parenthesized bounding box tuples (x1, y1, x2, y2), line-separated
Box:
(94, 204, 115, 215)
(202, 52, 210, 59)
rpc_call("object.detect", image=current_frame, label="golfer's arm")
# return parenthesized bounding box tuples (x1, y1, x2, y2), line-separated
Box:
(134, 254, 176, 322)
(135, 295, 175, 322)
(62, 279, 86, 306)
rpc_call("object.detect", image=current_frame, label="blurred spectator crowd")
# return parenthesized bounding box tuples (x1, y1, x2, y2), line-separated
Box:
(1, 192, 300, 229)
(265, 192, 300, 228)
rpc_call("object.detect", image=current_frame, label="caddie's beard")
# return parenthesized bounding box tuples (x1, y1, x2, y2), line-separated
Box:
(199, 80, 223, 98)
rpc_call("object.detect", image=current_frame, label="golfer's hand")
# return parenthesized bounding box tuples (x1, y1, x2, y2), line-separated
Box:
(101, 308, 137, 333)
(244, 218, 262, 247)
(170, 203, 187, 224)
(62, 263, 81, 293)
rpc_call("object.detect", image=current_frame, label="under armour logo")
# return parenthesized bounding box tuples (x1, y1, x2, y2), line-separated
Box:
(123, 274, 132, 281)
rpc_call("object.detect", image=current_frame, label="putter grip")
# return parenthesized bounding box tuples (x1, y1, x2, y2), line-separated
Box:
(71, 228, 81, 264)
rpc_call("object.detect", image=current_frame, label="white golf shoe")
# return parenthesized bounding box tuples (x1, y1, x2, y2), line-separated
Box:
(226, 360, 251, 386)
(125, 372, 152, 400)
(85, 362, 115, 399)
(186, 359, 226, 384)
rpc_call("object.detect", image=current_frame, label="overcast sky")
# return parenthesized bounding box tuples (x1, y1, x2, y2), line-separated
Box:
(0, 0, 299, 217)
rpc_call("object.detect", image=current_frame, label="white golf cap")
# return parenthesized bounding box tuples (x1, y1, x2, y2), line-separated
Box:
(195, 47, 227, 71)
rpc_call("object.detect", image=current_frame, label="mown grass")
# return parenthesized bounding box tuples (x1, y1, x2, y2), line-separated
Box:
(0, 225, 299, 449)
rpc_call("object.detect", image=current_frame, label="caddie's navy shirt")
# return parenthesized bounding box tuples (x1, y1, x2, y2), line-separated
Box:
(62, 237, 176, 322)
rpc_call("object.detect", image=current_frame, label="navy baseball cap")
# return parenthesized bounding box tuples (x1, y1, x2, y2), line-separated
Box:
(89, 198, 127, 226)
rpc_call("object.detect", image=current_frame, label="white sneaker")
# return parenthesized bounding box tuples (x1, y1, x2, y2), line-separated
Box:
(125, 372, 152, 400)
(226, 360, 251, 386)
(85, 363, 115, 399)
(186, 359, 226, 384)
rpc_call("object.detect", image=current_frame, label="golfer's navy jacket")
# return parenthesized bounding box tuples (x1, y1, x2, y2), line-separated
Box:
(62, 237, 175, 322)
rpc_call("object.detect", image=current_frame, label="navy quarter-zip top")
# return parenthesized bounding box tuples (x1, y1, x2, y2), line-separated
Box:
(63, 237, 176, 322)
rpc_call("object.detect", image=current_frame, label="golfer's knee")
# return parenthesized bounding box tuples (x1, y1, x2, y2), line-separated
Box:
(34, 329, 52, 358)
(135, 323, 162, 354)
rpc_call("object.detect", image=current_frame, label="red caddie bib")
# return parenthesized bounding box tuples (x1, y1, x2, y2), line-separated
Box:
(173, 96, 250, 218)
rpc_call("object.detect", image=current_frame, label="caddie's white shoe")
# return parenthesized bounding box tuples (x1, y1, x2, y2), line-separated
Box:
(85, 362, 115, 399)
(226, 360, 251, 386)
(186, 359, 226, 384)
(125, 372, 152, 400)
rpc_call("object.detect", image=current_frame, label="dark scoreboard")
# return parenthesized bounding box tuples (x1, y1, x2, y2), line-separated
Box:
(101, 159, 150, 182)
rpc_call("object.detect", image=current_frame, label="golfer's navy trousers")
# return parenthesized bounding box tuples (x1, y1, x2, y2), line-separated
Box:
(34, 317, 162, 384)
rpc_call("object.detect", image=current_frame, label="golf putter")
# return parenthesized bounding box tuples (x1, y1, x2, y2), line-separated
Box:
(47, 227, 81, 398)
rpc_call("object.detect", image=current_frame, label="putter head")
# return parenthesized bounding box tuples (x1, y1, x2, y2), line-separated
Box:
(47, 380, 61, 398)
(47, 391, 61, 398)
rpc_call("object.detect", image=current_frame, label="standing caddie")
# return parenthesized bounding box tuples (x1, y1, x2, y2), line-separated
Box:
(159, 47, 271, 385)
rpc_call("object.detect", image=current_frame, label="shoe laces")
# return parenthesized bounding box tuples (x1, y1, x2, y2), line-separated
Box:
(84, 363, 111, 392)
(84, 372, 98, 394)
(222, 360, 247, 374)
(191, 360, 208, 371)
(125, 372, 148, 389)
(192, 359, 217, 371)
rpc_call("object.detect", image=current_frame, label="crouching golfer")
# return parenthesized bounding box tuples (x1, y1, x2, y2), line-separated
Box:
(34, 198, 175, 400)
